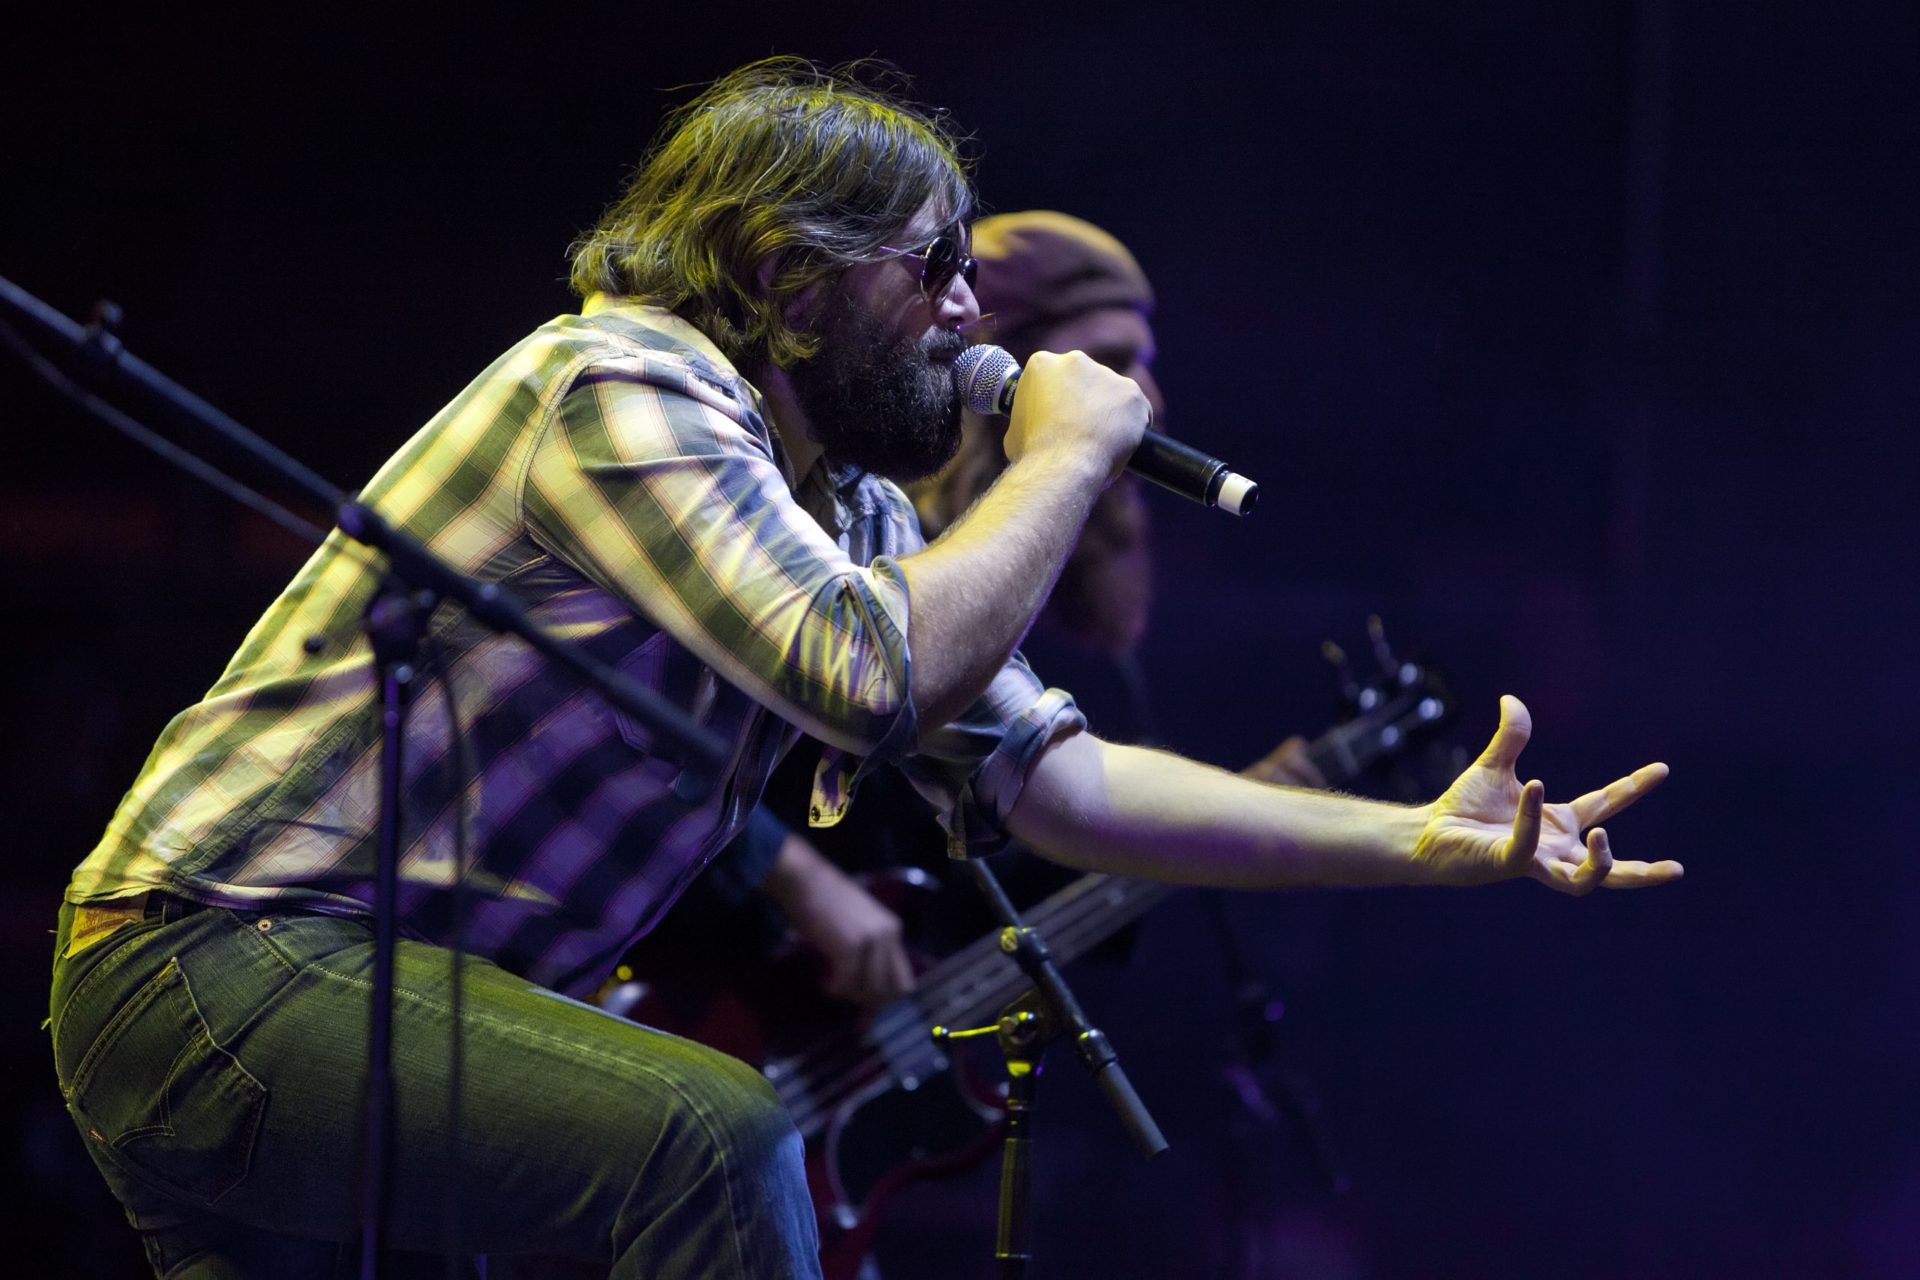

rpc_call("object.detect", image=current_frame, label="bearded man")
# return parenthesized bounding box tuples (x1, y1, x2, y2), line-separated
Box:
(48, 59, 1678, 1279)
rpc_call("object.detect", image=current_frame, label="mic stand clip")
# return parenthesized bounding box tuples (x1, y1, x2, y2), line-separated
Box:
(931, 861, 1169, 1278)
(933, 987, 1052, 1280)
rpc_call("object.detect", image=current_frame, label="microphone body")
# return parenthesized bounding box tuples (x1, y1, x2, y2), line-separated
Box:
(953, 345, 1258, 516)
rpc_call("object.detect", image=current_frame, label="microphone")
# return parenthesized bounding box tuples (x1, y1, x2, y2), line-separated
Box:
(952, 345, 1258, 516)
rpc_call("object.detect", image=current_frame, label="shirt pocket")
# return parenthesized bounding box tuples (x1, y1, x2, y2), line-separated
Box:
(62, 956, 266, 1206)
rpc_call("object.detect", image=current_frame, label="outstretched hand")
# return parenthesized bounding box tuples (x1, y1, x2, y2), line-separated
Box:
(1414, 696, 1681, 894)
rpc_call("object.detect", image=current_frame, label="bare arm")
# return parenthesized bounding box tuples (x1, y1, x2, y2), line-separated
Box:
(1008, 732, 1431, 888)
(899, 351, 1148, 728)
(1008, 696, 1681, 895)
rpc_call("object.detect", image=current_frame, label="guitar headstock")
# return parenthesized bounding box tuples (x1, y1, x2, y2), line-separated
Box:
(1307, 616, 1459, 789)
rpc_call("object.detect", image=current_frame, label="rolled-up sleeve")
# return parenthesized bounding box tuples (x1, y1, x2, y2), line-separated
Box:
(902, 655, 1086, 858)
(803, 611, 1086, 859)
(524, 351, 916, 758)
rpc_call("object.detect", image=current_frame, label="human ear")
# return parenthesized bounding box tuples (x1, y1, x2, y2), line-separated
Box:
(755, 254, 823, 329)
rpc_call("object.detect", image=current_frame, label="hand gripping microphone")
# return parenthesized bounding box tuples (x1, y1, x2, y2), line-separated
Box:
(953, 345, 1259, 516)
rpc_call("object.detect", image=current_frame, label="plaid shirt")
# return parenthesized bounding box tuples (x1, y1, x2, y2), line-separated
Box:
(68, 298, 1083, 995)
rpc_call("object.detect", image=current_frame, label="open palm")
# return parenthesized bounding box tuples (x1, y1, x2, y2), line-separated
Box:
(1414, 696, 1681, 894)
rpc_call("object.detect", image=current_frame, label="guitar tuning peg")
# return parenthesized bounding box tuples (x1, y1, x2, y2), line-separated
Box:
(1366, 614, 1398, 674)
(1321, 640, 1361, 701)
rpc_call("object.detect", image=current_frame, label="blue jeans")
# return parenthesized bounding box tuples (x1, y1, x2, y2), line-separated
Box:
(48, 894, 821, 1278)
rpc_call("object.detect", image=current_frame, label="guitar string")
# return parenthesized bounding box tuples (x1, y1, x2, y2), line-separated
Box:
(769, 873, 1115, 1085)
(768, 930, 1016, 1129)
(773, 879, 1121, 1130)
(771, 895, 1086, 1128)
(828, 877, 1163, 1077)
(774, 876, 1176, 1134)
(770, 872, 1125, 1092)
(777, 879, 1174, 1134)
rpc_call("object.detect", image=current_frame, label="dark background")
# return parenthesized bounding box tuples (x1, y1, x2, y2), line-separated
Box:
(4, 4, 1915, 1276)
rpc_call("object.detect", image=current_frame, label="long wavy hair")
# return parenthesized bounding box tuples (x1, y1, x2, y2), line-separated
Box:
(569, 58, 975, 369)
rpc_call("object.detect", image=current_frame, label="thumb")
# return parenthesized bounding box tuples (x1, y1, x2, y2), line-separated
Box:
(1477, 694, 1533, 774)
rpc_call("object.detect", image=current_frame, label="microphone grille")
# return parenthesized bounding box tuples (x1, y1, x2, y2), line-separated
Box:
(953, 344, 1019, 414)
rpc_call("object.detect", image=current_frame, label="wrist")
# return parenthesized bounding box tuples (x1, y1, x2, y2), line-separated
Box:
(1007, 441, 1112, 492)
(1399, 802, 1445, 886)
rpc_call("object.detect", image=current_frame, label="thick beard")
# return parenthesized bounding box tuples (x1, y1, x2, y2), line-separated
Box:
(786, 290, 966, 484)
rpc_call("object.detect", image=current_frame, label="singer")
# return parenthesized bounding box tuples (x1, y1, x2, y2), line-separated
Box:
(48, 58, 1681, 1278)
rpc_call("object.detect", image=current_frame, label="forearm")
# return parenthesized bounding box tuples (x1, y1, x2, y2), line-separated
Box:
(1007, 733, 1438, 889)
(757, 828, 914, 1006)
(898, 449, 1108, 727)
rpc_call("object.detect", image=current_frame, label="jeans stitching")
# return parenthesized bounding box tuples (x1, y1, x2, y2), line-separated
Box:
(610, 1050, 759, 1278)
(51, 916, 171, 1057)
(67, 956, 178, 1098)
(111, 1032, 200, 1144)
(170, 960, 268, 1203)
(241, 914, 301, 979)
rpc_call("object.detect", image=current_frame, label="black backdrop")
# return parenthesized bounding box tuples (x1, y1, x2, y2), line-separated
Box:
(4, 4, 1916, 1276)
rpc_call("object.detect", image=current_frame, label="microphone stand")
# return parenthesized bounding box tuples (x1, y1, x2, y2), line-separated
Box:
(0, 275, 730, 1277)
(932, 860, 1168, 1278)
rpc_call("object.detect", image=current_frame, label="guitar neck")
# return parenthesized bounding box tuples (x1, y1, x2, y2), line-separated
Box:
(1304, 680, 1445, 784)
(916, 872, 1176, 1025)
(1305, 718, 1391, 784)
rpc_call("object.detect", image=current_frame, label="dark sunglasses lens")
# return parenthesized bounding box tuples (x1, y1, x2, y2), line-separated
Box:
(960, 256, 978, 290)
(921, 236, 959, 295)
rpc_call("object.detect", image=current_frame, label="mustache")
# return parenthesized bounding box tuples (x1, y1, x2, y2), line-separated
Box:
(923, 329, 968, 361)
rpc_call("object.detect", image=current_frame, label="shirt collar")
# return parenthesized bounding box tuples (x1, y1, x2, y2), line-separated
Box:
(582, 294, 742, 381)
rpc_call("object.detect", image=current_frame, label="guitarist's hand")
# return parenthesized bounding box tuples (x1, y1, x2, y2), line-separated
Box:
(1242, 735, 1328, 789)
(760, 833, 915, 1009)
(1413, 696, 1682, 894)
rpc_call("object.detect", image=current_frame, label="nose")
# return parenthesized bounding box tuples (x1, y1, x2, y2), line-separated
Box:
(940, 270, 981, 330)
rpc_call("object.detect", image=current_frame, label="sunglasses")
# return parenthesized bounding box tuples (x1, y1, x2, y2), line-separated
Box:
(880, 232, 978, 304)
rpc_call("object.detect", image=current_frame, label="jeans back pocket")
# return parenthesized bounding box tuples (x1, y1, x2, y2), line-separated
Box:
(64, 956, 266, 1205)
